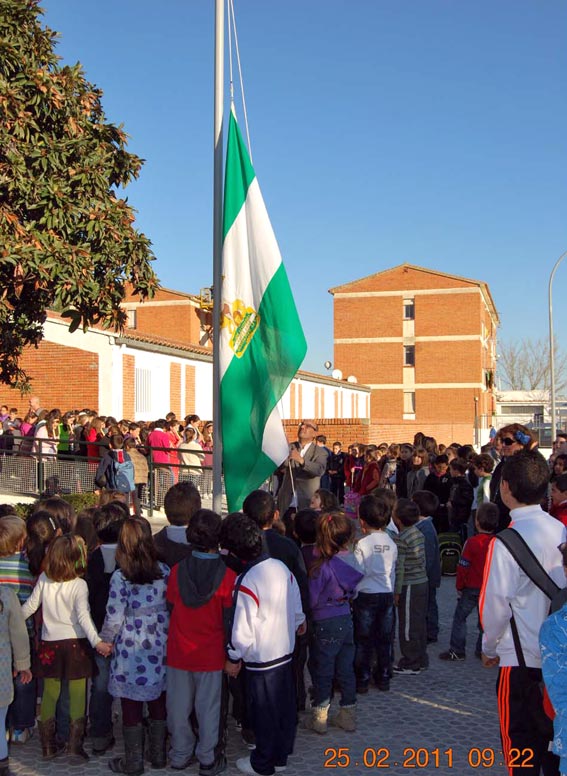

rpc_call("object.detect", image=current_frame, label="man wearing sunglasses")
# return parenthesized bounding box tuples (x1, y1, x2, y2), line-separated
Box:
(277, 421, 328, 516)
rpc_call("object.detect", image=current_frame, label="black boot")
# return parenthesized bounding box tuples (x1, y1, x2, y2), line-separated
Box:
(109, 724, 144, 775)
(147, 718, 167, 769)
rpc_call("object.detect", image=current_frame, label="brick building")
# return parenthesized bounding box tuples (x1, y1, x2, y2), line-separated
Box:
(330, 264, 499, 445)
(2, 291, 370, 444)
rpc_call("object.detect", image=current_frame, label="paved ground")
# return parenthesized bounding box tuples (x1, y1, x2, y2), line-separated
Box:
(7, 575, 507, 776)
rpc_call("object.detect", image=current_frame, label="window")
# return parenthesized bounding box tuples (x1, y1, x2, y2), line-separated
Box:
(403, 299, 415, 320)
(126, 308, 137, 329)
(404, 345, 415, 367)
(403, 391, 416, 414)
(135, 368, 152, 414)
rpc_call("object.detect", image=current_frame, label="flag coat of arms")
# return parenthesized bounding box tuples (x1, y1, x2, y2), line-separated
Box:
(220, 111, 307, 511)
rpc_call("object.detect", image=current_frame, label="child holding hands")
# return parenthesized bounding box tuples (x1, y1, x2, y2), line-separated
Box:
(21, 534, 110, 762)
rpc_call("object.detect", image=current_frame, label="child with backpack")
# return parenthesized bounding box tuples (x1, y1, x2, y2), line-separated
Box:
(439, 502, 498, 661)
(95, 434, 135, 512)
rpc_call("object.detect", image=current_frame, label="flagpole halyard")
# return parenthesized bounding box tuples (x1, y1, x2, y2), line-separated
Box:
(212, 0, 224, 514)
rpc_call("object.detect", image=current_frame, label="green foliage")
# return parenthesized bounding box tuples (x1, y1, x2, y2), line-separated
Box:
(5, 491, 99, 519)
(0, 0, 158, 389)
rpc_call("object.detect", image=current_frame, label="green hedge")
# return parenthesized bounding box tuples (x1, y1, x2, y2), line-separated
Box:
(4, 492, 99, 519)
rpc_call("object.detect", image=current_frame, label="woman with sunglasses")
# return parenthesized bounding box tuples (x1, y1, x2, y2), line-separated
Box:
(489, 424, 536, 532)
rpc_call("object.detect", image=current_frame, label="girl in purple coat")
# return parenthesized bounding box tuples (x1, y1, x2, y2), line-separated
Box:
(304, 511, 363, 735)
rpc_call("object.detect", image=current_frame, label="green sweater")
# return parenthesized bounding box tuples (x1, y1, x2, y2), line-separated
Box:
(394, 524, 428, 594)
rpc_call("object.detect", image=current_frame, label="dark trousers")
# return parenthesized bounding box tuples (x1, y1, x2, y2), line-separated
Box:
(247, 662, 297, 776)
(353, 592, 394, 685)
(121, 693, 166, 726)
(496, 666, 559, 776)
(330, 476, 345, 505)
(398, 582, 428, 670)
(426, 585, 439, 641)
(89, 653, 113, 738)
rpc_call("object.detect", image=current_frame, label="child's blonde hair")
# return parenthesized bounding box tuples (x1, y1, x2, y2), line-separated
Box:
(44, 535, 87, 582)
(0, 515, 26, 557)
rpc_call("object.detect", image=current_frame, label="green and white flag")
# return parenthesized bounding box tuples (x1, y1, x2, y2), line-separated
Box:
(220, 111, 307, 511)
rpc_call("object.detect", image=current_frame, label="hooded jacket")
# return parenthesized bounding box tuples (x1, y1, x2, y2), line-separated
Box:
(166, 551, 236, 672)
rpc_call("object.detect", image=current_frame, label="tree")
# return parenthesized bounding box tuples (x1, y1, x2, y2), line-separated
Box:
(0, 0, 158, 389)
(498, 338, 567, 393)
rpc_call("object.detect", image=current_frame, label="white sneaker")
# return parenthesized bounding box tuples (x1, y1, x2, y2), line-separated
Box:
(236, 757, 262, 775)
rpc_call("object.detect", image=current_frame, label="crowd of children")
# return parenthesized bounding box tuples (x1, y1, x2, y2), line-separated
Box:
(2, 425, 567, 775)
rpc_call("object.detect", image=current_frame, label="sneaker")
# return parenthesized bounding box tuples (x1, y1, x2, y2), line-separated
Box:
(199, 756, 227, 776)
(376, 678, 390, 692)
(10, 727, 33, 744)
(236, 757, 262, 776)
(392, 665, 420, 675)
(439, 649, 465, 661)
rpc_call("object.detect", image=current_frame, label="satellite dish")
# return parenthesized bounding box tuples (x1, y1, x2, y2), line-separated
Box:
(332, 369, 343, 380)
(324, 360, 332, 370)
(347, 375, 357, 383)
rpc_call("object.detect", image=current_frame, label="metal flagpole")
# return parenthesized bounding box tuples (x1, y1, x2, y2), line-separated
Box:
(212, 0, 224, 514)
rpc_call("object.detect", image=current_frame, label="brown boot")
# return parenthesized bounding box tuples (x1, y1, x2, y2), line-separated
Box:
(38, 718, 64, 759)
(67, 717, 89, 765)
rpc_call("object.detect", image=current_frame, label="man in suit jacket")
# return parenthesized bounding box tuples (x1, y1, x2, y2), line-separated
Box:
(277, 421, 328, 515)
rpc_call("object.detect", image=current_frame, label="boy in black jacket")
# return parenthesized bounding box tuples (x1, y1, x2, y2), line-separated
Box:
(153, 482, 201, 567)
(447, 458, 474, 542)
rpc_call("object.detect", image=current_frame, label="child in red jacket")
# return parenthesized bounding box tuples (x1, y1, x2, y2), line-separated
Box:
(439, 502, 498, 661)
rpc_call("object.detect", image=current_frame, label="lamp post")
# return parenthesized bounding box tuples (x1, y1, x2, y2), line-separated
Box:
(548, 250, 567, 440)
(474, 396, 479, 449)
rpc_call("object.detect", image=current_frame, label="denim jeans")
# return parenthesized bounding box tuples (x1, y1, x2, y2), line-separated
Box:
(7, 637, 36, 729)
(353, 592, 394, 685)
(449, 588, 482, 655)
(89, 653, 113, 739)
(312, 614, 356, 708)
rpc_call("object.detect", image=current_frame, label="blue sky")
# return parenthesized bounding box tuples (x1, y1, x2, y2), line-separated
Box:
(42, 1, 567, 374)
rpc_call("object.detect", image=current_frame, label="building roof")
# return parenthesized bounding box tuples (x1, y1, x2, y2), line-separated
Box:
(329, 263, 499, 323)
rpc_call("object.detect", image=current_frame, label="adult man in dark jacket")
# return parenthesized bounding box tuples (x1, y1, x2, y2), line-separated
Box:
(276, 421, 328, 515)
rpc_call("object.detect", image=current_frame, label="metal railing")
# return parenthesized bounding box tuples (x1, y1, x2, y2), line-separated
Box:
(0, 437, 227, 514)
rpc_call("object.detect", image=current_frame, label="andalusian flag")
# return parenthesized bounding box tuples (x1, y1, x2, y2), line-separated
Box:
(220, 111, 307, 511)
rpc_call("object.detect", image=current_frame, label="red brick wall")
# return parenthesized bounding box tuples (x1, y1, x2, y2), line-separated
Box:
(170, 363, 181, 418)
(414, 293, 480, 336)
(3, 342, 99, 412)
(283, 419, 369, 447)
(334, 296, 403, 339)
(122, 355, 135, 419)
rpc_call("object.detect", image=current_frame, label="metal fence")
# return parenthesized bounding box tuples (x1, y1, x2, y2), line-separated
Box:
(0, 438, 227, 514)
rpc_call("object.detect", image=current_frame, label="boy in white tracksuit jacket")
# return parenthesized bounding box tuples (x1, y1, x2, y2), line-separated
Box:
(223, 515, 305, 776)
(480, 450, 566, 776)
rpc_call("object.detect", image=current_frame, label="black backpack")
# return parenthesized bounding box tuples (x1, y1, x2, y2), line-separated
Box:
(438, 532, 462, 576)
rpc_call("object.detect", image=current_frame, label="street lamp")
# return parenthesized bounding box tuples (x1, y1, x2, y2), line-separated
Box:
(474, 396, 479, 448)
(548, 250, 567, 438)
